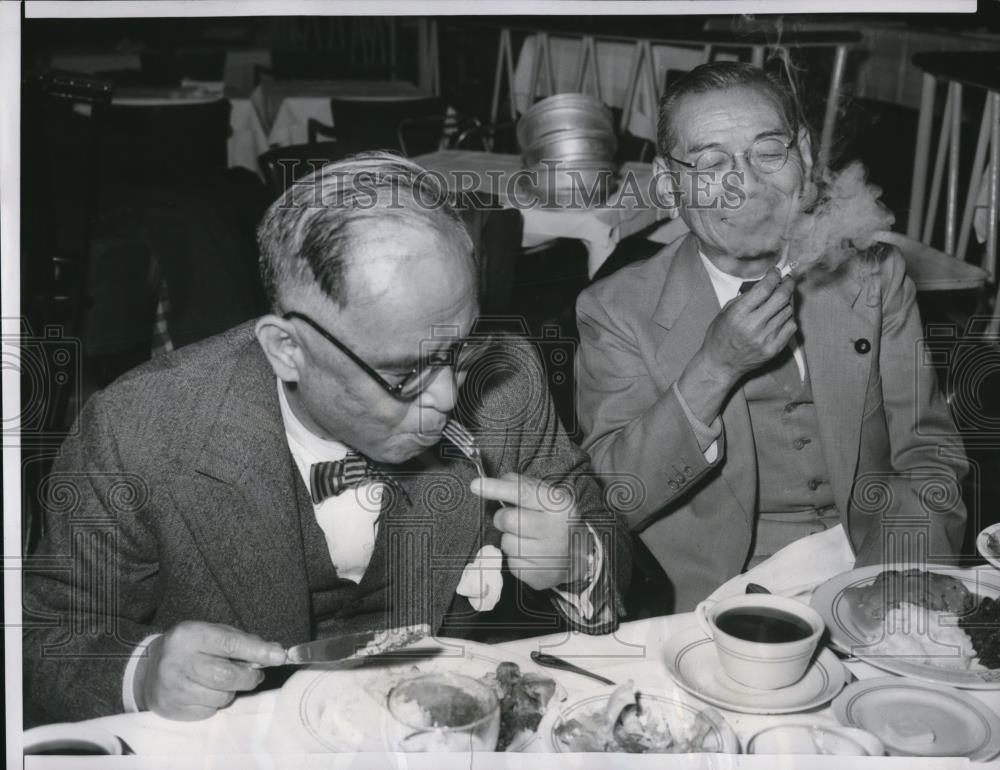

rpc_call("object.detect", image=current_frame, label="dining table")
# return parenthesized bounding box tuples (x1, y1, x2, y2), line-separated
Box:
(20, 524, 999, 768)
(413, 149, 670, 277)
(250, 77, 432, 148)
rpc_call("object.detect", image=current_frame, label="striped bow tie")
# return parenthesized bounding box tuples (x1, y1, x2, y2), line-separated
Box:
(309, 451, 393, 505)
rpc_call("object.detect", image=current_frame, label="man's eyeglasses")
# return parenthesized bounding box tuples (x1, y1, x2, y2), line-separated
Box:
(282, 310, 489, 402)
(667, 136, 797, 175)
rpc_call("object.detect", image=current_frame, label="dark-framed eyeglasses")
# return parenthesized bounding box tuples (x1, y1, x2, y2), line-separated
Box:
(667, 135, 797, 175)
(282, 310, 490, 402)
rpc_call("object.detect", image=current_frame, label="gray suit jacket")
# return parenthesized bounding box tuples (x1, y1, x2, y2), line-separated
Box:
(576, 234, 967, 612)
(24, 322, 631, 723)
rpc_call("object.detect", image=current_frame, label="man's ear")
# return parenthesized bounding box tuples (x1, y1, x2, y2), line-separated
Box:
(796, 126, 814, 180)
(254, 315, 303, 383)
(652, 155, 680, 219)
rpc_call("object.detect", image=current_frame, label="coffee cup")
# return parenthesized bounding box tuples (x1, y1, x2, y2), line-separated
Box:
(23, 724, 124, 755)
(694, 593, 824, 689)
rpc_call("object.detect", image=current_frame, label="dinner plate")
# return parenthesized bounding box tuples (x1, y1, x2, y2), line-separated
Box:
(977, 523, 1000, 571)
(811, 563, 1000, 689)
(662, 622, 847, 714)
(539, 685, 740, 754)
(271, 637, 567, 753)
(832, 677, 1000, 761)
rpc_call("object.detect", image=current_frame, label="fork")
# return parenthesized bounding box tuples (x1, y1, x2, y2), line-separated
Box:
(442, 420, 489, 480)
(443, 420, 503, 547)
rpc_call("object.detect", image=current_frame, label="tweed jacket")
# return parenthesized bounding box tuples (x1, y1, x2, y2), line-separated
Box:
(24, 322, 631, 723)
(576, 234, 967, 612)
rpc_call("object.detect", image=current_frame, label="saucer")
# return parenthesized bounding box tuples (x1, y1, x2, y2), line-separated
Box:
(832, 677, 1000, 761)
(662, 622, 847, 714)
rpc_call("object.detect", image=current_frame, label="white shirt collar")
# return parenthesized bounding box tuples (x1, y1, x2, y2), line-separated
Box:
(697, 248, 790, 308)
(276, 379, 349, 464)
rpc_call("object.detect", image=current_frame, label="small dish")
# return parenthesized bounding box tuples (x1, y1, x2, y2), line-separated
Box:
(832, 677, 1000, 761)
(540, 685, 740, 754)
(662, 622, 847, 714)
(977, 523, 1000, 571)
(747, 723, 885, 755)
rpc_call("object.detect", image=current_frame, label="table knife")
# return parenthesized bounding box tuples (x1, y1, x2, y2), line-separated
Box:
(284, 624, 433, 665)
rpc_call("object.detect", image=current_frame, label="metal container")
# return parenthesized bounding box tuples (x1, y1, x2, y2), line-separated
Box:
(516, 93, 615, 153)
(521, 129, 617, 167)
(523, 159, 618, 206)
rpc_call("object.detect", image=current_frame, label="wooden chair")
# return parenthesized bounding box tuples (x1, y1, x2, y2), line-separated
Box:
(257, 141, 347, 200)
(91, 98, 232, 204)
(308, 96, 444, 155)
(905, 51, 999, 331)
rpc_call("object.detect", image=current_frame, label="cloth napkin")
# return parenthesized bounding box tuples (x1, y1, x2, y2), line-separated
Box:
(708, 524, 856, 602)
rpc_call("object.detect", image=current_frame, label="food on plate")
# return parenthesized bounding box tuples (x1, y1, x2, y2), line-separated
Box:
(959, 596, 1000, 669)
(844, 568, 1000, 671)
(986, 532, 1000, 558)
(386, 673, 500, 752)
(864, 603, 981, 670)
(553, 681, 721, 754)
(479, 661, 558, 751)
(843, 568, 974, 636)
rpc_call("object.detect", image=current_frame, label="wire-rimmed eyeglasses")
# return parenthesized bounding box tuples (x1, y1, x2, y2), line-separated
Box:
(666, 135, 797, 175)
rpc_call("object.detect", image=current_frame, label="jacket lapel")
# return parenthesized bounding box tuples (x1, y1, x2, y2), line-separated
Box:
(652, 235, 756, 523)
(173, 336, 312, 645)
(800, 268, 877, 516)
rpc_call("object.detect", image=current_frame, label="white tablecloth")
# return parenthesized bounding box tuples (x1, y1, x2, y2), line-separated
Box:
(250, 78, 431, 148)
(413, 149, 669, 276)
(24, 525, 998, 766)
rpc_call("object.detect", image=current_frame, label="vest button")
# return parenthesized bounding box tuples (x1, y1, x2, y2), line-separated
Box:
(784, 402, 798, 414)
(807, 478, 823, 491)
(854, 338, 871, 354)
(793, 438, 811, 450)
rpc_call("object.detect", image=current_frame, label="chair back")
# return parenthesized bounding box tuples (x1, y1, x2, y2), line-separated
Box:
(330, 96, 444, 154)
(258, 141, 347, 200)
(455, 191, 523, 315)
(92, 98, 231, 201)
(906, 51, 1000, 332)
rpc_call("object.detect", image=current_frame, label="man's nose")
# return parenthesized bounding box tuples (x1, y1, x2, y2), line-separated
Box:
(420, 366, 458, 413)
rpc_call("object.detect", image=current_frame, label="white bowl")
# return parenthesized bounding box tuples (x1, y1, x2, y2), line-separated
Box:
(747, 724, 886, 756)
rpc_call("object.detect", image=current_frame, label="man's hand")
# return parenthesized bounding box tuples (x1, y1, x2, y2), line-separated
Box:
(471, 473, 590, 592)
(136, 621, 286, 720)
(700, 267, 797, 384)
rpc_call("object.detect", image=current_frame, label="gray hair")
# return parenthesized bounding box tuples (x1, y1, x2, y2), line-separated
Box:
(256, 151, 474, 309)
(656, 61, 811, 161)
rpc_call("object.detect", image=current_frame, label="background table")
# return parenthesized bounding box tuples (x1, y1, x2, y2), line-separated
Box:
(414, 149, 669, 277)
(250, 78, 430, 147)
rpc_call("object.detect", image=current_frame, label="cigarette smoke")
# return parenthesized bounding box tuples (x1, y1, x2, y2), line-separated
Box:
(784, 161, 896, 278)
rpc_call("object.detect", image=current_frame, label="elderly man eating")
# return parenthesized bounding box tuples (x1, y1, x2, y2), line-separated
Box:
(576, 62, 966, 613)
(24, 152, 631, 724)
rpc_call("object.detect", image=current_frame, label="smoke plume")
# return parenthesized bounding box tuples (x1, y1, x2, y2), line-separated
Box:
(785, 161, 896, 278)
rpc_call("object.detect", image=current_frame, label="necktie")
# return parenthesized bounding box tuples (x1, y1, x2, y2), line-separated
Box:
(739, 279, 761, 295)
(310, 452, 399, 505)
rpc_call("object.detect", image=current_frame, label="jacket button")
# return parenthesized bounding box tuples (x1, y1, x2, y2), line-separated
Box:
(854, 338, 871, 354)
(793, 438, 811, 450)
(784, 402, 798, 414)
(668, 480, 679, 490)
(807, 478, 823, 491)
